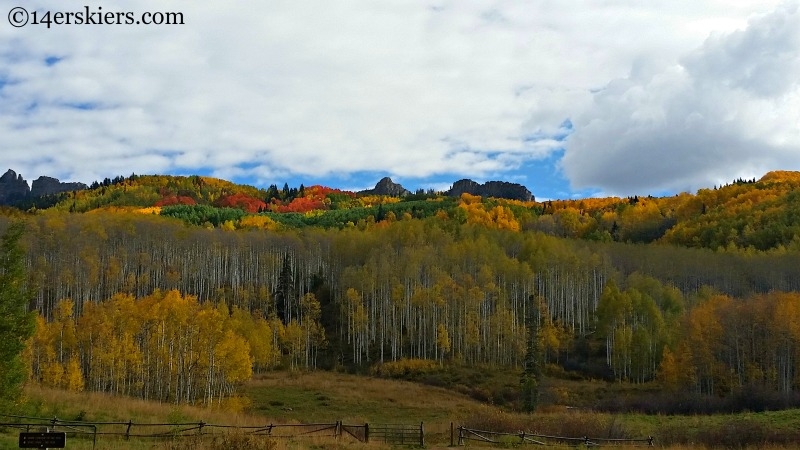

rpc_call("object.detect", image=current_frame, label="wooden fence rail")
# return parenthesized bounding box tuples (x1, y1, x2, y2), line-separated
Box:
(456, 425, 654, 447)
(3, 414, 655, 448)
(367, 422, 424, 446)
(0, 414, 425, 447)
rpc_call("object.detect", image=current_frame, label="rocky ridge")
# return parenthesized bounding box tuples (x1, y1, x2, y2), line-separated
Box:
(0, 169, 87, 205)
(360, 176, 534, 201)
(447, 179, 534, 202)
(359, 177, 411, 197)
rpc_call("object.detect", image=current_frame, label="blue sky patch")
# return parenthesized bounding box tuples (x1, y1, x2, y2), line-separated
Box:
(44, 56, 63, 66)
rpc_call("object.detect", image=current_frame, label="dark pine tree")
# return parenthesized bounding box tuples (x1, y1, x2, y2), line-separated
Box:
(274, 255, 295, 324)
(521, 295, 543, 413)
(0, 222, 35, 408)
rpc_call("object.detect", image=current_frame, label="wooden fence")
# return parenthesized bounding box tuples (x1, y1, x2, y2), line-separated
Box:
(0, 414, 424, 448)
(2, 414, 657, 448)
(455, 425, 655, 447)
(367, 422, 425, 446)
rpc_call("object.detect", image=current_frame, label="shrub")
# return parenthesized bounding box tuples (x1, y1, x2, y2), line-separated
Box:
(369, 358, 439, 378)
(659, 418, 800, 449)
(462, 409, 630, 439)
(596, 384, 800, 415)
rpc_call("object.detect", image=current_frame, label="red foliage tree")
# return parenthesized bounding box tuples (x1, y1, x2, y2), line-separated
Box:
(215, 193, 267, 214)
(154, 195, 197, 207)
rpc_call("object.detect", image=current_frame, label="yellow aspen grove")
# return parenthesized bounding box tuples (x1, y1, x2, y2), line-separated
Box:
(52, 299, 77, 365)
(42, 361, 64, 389)
(64, 357, 84, 392)
(657, 346, 683, 391)
(196, 301, 225, 405)
(198, 303, 254, 404)
(282, 320, 304, 369)
(215, 331, 253, 386)
(29, 315, 55, 386)
(27, 289, 271, 406)
(773, 292, 800, 393)
(345, 288, 368, 365)
(300, 293, 326, 369)
(490, 205, 520, 231)
(228, 306, 280, 373)
(436, 323, 451, 364)
(684, 294, 730, 395)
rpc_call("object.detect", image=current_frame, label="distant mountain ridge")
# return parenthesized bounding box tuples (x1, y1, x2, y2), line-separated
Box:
(0, 169, 88, 205)
(0, 169, 536, 211)
(447, 179, 534, 202)
(359, 176, 534, 201)
(2, 167, 800, 252)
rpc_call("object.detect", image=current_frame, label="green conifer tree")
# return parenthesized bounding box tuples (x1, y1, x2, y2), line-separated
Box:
(0, 222, 35, 409)
(520, 295, 543, 412)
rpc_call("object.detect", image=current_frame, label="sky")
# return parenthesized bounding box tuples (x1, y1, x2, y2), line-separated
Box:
(2, 1, 799, 200)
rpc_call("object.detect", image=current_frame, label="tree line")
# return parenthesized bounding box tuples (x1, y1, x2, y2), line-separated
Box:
(25, 170, 800, 253)
(1, 209, 800, 404)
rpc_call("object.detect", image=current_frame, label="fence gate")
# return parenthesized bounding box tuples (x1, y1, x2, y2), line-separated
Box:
(367, 422, 424, 446)
(340, 423, 367, 442)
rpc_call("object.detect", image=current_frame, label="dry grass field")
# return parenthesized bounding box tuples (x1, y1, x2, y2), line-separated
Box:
(4, 371, 800, 449)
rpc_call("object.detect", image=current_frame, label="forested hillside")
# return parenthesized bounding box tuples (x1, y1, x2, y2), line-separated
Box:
(2, 170, 800, 409)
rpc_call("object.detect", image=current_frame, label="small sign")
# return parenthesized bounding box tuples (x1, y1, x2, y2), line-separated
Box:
(18, 432, 66, 449)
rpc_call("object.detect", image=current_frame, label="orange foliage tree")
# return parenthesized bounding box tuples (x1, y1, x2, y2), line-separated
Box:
(215, 193, 267, 214)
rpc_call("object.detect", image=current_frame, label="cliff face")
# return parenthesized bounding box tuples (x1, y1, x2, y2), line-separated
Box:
(0, 169, 31, 204)
(31, 176, 88, 197)
(448, 179, 534, 202)
(0, 170, 87, 205)
(359, 177, 534, 201)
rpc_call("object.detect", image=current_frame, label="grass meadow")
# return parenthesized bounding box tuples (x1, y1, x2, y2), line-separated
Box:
(4, 371, 800, 449)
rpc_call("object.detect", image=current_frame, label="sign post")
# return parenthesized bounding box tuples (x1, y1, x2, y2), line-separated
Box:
(18, 431, 66, 449)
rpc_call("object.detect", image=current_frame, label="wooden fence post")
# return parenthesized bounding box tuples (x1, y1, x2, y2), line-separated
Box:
(458, 425, 463, 446)
(125, 420, 133, 440)
(450, 422, 454, 447)
(364, 423, 369, 443)
(420, 422, 424, 447)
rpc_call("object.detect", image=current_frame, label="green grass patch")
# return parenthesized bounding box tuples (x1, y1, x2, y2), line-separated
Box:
(242, 371, 483, 425)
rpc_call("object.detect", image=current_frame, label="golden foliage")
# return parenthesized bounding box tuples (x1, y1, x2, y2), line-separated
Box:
(28, 291, 280, 405)
(370, 358, 439, 377)
(759, 170, 800, 183)
(135, 206, 162, 215)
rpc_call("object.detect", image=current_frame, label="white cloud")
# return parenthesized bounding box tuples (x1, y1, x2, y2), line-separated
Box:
(0, 0, 793, 194)
(563, 2, 800, 195)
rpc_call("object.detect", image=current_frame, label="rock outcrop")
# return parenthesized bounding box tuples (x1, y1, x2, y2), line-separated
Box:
(359, 177, 410, 197)
(0, 169, 87, 205)
(447, 179, 534, 202)
(31, 176, 87, 197)
(359, 177, 534, 201)
(0, 169, 31, 204)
